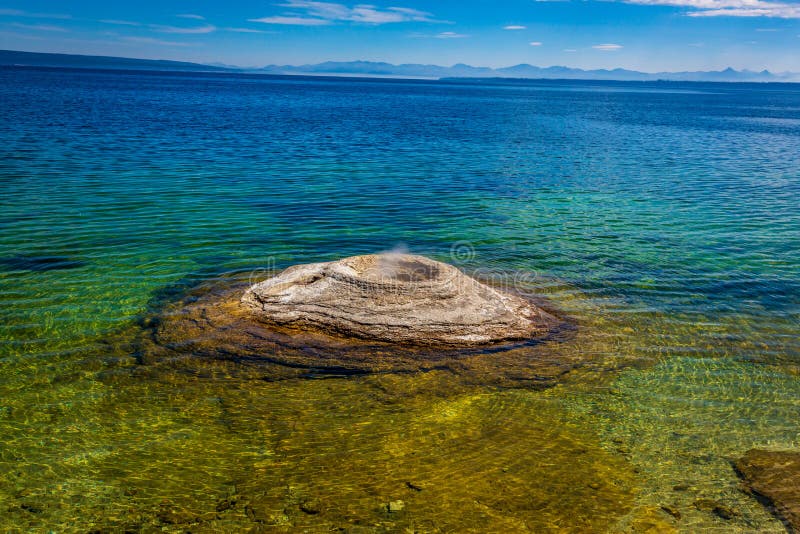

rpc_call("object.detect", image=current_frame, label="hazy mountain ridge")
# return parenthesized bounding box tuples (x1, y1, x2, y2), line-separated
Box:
(258, 61, 799, 82)
(2, 50, 797, 82)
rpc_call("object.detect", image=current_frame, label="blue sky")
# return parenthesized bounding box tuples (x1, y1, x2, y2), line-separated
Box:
(1, 1, 799, 72)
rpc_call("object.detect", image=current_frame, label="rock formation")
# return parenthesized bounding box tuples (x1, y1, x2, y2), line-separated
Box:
(241, 254, 554, 346)
(136, 254, 582, 387)
(735, 449, 800, 532)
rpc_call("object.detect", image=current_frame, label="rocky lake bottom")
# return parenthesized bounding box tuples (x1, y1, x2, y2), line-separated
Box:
(2, 267, 798, 532)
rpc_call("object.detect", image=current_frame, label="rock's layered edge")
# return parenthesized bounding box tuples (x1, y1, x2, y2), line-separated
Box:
(241, 254, 556, 347)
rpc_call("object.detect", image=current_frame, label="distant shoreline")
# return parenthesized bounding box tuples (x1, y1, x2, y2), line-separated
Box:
(2, 49, 798, 85)
(4, 64, 800, 88)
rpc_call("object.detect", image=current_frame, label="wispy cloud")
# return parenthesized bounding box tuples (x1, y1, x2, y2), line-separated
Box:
(0, 8, 71, 19)
(177, 14, 205, 20)
(620, 0, 800, 19)
(224, 27, 273, 33)
(504, 25, 527, 30)
(563, 48, 577, 52)
(386, 6, 440, 21)
(436, 31, 468, 38)
(690, 6, 800, 18)
(0, 29, 44, 40)
(248, 16, 331, 25)
(251, 1, 443, 26)
(150, 23, 217, 34)
(100, 19, 140, 26)
(530, 41, 543, 46)
(593, 43, 623, 50)
(122, 36, 194, 47)
(9, 22, 68, 32)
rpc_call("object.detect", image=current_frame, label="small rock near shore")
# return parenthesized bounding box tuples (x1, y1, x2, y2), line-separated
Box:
(734, 449, 800, 531)
(386, 500, 405, 513)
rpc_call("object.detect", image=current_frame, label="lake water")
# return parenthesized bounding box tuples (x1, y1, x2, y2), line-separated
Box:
(1, 67, 799, 532)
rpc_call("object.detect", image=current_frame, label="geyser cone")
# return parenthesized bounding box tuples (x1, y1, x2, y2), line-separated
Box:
(138, 255, 576, 386)
(242, 254, 556, 346)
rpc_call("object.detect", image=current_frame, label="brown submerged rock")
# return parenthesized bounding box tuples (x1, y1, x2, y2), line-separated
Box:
(241, 254, 555, 346)
(734, 449, 800, 532)
(138, 254, 578, 386)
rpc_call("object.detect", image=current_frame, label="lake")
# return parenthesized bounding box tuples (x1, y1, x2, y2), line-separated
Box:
(1, 67, 799, 531)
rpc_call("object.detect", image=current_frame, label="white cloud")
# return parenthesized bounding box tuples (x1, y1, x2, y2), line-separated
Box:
(100, 19, 140, 26)
(122, 36, 194, 47)
(0, 29, 45, 40)
(248, 16, 331, 25)
(251, 2, 442, 26)
(620, 0, 800, 18)
(150, 24, 217, 34)
(563, 48, 577, 52)
(688, 7, 800, 17)
(177, 14, 205, 20)
(436, 31, 468, 38)
(224, 27, 272, 33)
(0, 9, 71, 19)
(593, 43, 623, 50)
(529, 41, 543, 46)
(10, 23, 68, 32)
(504, 25, 527, 30)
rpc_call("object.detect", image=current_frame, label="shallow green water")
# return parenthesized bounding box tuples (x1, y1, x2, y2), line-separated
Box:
(1, 68, 799, 531)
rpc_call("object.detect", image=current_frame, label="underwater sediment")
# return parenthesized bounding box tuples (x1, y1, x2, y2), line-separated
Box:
(4, 260, 793, 532)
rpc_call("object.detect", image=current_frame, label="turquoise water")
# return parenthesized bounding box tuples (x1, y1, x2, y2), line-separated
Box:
(1, 67, 799, 531)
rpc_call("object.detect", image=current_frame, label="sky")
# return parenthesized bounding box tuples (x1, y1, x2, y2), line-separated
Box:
(1, 1, 799, 72)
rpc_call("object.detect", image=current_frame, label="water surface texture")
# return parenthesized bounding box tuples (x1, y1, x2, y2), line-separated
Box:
(1, 68, 799, 532)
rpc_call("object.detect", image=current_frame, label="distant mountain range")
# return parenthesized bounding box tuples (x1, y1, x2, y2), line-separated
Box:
(256, 60, 798, 82)
(2, 49, 797, 83)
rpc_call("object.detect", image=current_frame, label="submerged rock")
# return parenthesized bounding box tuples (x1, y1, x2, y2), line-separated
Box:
(136, 254, 582, 386)
(692, 498, 738, 520)
(734, 449, 800, 532)
(241, 254, 555, 346)
(386, 500, 405, 513)
(0, 254, 86, 272)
